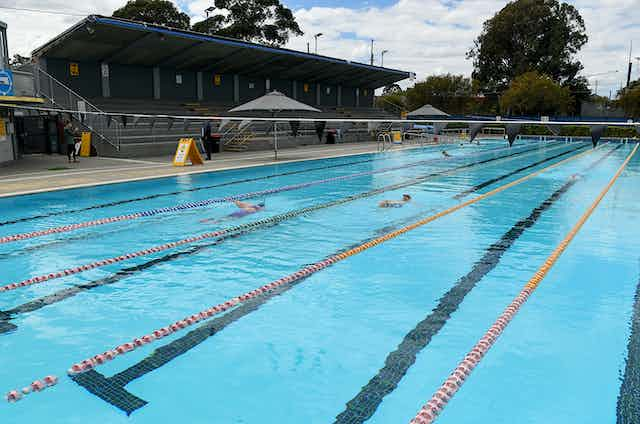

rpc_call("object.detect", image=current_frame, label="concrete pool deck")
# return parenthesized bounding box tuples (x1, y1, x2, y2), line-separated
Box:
(0, 142, 425, 197)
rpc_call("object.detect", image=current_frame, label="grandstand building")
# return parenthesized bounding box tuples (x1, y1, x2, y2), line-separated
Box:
(24, 15, 412, 156)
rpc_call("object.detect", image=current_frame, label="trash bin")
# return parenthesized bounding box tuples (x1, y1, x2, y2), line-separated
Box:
(211, 133, 221, 153)
(326, 129, 336, 144)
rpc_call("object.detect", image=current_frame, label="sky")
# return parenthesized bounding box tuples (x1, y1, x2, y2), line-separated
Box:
(1, 0, 639, 97)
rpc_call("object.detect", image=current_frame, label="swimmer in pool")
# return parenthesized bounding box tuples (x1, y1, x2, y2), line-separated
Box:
(442, 150, 452, 157)
(379, 194, 411, 208)
(200, 200, 265, 223)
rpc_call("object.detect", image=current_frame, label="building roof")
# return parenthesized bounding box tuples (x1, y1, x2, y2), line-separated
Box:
(32, 15, 411, 89)
(407, 104, 449, 117)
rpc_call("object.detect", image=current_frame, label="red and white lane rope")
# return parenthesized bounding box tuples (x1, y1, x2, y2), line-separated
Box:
(5, 376, 59, 403)
(409, 144, 638, 424)
(0, 144, 527, 245)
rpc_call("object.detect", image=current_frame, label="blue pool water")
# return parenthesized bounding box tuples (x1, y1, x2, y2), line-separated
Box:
(0, 140, 638, 423)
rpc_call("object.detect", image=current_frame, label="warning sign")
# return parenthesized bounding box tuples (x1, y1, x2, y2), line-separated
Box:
(214, 74, 221, 86)
(80, 132, 92, 157)
(173, 138, 204, 166)
(70, 63, 79, 77)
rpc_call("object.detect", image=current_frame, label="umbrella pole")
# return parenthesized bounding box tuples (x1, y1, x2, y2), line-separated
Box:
(274, 120, 278, 160)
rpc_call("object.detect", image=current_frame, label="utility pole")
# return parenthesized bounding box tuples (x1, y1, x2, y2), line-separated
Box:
(370, 39, 374, 66)
(627, 41, 633, 88)
(307, 42, 310, 54)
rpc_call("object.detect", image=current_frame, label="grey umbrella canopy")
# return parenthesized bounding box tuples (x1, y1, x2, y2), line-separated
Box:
(228, 90, 321, 113)
(228, 91, 321, 159)
(407, 104, 449, 118)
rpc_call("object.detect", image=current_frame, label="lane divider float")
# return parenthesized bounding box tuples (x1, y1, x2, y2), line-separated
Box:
(0, 144, 545, 245)
(408, 143, 638, 424)
(0, 143, 577, 294)
(5, 375, 58, 403)
(3, 143, 590, 403)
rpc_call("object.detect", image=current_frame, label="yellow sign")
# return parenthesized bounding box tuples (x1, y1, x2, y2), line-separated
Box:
(401, 111, 408, 119)
(0, 119, 6, 140)
(214, 74, 221, 86)
(303, 83, 309, 93)
(363, 89, 368, 96)
(69, 62, 79, 77)
(173, 138, 204, 167)
(80, 132, 92, 157)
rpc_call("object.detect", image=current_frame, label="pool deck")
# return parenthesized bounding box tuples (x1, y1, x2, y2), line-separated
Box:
(0, 142, 421, 198)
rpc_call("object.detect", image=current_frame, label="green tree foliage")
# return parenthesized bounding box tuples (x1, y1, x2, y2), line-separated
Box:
(468, 0, 588, 91)
(9, 54, 31, 67)
(500, 71, 572, 116)
(617, 81, 640, 118)
(382, 84, 402, 95)
(405, 74, 475, 113)
(191, 0, 303, 46)
(113, 0, 190, 29)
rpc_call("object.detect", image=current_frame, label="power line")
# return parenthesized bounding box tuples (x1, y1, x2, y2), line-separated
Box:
(0, 5, 92, 17)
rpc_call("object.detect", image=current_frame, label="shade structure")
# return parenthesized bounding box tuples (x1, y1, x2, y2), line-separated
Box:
(228, 91, 321, 159)
(407, 104, 449, 118)
(228, 91, 321, 113)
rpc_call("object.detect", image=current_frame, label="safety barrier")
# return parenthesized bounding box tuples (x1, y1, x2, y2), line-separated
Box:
(0, 144, 519, 245)
(3, 143, 595, 402)
(0, 143, 568, 293)
(409, 143, 638, 424)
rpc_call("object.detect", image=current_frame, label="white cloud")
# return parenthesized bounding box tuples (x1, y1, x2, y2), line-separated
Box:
(2, 0, 639, 96)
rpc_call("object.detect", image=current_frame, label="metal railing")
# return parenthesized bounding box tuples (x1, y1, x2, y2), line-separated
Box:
(34, 66, 121, 151)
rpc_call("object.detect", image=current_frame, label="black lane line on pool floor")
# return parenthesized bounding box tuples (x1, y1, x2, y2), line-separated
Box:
(63, 146, 597, 415)
(0, 143, 495, 227)
(616, 258, 640, 424)
(0, 143, 579, 334)
(333, 144, 622, 424)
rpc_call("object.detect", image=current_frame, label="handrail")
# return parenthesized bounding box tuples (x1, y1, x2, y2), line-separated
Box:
(34, 66, 121, 151)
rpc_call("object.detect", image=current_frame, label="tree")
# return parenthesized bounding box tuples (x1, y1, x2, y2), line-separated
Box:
(617, 81, 640, 118)
(500, 72, 572, 116)
(382, 84, 402, 95)
(9, 54, 31, 67)
(191, 0, 303, 46)
(404, 74, 475, 114)
(113, 0, 190, 30)
(468, 0, 588, 91)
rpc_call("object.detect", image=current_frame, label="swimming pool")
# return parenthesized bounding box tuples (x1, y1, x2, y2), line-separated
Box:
(0, 139, 638, 423)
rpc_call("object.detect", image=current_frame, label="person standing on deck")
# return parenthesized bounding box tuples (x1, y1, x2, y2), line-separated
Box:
(202, 121, 214, 160)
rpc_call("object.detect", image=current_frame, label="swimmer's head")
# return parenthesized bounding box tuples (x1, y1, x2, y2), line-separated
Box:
(258, 202, 265, 208)
(402, 194, 411, 201)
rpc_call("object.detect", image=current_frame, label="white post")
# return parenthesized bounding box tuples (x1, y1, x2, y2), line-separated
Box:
(274, 120, 278, 160)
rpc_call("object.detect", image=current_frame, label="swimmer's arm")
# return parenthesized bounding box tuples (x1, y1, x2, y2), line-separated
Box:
(234, 200, 253, 209)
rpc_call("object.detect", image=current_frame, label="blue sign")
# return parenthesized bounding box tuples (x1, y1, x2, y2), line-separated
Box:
(0, 70, 14, 96)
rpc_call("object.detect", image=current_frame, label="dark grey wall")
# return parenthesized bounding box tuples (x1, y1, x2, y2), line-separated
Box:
(160, 68, 196, 100)
(342, 86, 356, 107)
(298, 82, 316, 106)
(360, 87, 374, 107)
(270, 79, 293, 97)
(202, 72, 234, 103)
(47, 58, 101, 98)
(110, 64, 153, 99)
(238, 75, 265, 103)
(319, 84, 338, 107)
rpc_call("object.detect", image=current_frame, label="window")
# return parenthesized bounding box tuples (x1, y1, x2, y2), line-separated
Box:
(326, 87, 331, 95)
(175, 74, 183, 84)
(248, 82, 255, 89)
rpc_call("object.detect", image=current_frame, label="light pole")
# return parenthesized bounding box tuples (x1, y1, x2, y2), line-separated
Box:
(585, 70, 620, 96)
(314, 33, 323, 54)
(370, 39, 374, 66)
(381, 50, 389, 67)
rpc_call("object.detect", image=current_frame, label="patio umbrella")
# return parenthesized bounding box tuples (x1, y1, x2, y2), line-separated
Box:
(228, 90, 321, 159)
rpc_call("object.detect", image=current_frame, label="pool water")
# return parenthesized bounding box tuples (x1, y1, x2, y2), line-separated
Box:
(0, 140, 638, 424)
